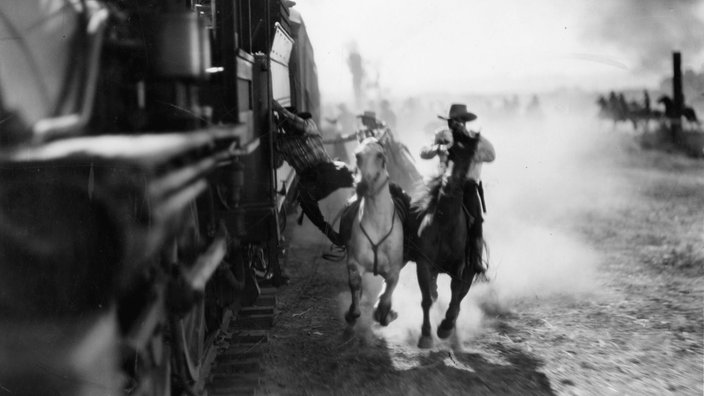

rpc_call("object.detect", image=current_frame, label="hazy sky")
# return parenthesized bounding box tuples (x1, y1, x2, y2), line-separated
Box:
(295, 0, 704, 100)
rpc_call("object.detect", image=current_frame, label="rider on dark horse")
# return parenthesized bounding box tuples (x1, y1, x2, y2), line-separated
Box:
(420, 104, 495, 276)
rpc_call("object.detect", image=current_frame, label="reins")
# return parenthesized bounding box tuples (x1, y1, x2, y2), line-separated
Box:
(365, 175, 389, 198)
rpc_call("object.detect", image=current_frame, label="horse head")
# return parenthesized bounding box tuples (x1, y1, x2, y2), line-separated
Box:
(656, 96, 677, 118)
(354, 137, 388, 197)
(657, 95, 671, 105)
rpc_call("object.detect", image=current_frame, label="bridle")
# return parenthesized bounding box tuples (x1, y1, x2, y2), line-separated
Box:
(363, 173, 389, 198)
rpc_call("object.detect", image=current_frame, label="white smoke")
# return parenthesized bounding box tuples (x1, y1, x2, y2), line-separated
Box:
(336, 98, 633, 349)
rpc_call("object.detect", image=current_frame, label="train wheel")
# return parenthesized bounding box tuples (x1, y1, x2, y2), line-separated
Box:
(170, 202, 207, 391)
(174, 298, 205, 383)
(150, 335, 172, 396)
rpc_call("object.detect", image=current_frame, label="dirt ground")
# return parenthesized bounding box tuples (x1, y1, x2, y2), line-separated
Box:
(256, 121, 704, 396)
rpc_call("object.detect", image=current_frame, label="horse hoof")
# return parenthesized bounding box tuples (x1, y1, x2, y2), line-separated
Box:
(437, 321, 455, 339)
(373, 307, 385, 325)
(376, 309, 398, 326)
(387, 310, 398, 324)
(418, 335, 434, 349)
(345, 310, 360, 324)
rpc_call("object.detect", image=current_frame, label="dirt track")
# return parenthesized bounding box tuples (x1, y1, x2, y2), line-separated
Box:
(255, 121, 704, 396)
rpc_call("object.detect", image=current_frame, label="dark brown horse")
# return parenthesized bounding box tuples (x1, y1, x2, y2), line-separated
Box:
(409, 134, 480, 349)
(657, 95, 700, 125)
(596, 95, 657, 130)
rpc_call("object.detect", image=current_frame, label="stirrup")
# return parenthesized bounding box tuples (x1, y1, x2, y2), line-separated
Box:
(322, 244, 346, 261)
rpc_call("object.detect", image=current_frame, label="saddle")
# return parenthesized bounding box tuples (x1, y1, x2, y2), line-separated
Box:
(339, 182, 410, 247)
(339, 182, 422, 265)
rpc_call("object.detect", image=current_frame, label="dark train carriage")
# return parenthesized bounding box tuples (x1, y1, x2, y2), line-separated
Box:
(0, 0, 319, 394)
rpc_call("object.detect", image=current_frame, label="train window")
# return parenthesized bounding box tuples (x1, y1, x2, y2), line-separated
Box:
(270, 23, 294, 107)
(236, 0, 253, 53)
(237, 79, 252, 112)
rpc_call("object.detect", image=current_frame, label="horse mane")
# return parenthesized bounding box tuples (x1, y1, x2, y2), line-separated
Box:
(412, 173, 443, 215)
(415, 131, 479, 211)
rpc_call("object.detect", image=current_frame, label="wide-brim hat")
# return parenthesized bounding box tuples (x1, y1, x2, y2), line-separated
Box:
(357, 110, 383, 128)
(438, 103, 477, 122)
(356, 110, 377, 120)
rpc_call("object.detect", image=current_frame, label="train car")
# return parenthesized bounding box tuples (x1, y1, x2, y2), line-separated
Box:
(0, 0, 318, 394)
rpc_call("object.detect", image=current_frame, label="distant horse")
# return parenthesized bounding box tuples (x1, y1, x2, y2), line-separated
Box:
(596, 95, 631, 128)
(345, 138, 405, 326)
(596, 95, 661, 131)
(410, 134, 481, 348)
(657, 96, 700, 125)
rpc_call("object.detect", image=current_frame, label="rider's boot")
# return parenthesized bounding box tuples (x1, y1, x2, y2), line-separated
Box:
(321, 222, 343, 247)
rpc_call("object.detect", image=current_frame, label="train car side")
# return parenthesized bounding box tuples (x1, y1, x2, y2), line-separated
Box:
(0, 0, 319, 394)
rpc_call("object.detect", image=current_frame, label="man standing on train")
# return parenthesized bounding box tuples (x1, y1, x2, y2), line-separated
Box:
(420, 103, 495, 276)
(272, 100, 353, 246)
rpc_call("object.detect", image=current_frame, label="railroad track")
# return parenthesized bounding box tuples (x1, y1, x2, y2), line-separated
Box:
(206, 287, 278, 396)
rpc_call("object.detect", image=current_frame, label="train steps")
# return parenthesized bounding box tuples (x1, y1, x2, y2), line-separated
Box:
(206, 287, 277, 396)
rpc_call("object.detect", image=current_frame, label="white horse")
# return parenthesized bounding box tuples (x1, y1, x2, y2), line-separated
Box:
(345, 138, 405, 326)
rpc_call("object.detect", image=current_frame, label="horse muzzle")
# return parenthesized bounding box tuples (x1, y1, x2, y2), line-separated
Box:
(356, 179, 369, 196)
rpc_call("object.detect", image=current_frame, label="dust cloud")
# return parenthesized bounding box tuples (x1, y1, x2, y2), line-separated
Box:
(577, 0, 704, 73)
(336, 100, 635, 349)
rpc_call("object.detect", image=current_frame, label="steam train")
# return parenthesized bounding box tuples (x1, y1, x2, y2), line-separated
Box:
(0, 0, 319, 394)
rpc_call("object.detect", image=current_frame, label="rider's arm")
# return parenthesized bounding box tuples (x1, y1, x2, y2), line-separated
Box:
(420, 143, 451, 159)
(420, 129, 452, 159)
(474, 134, 495, 163)
(273, 101, 308, 135)
(420, 145, 439, 159)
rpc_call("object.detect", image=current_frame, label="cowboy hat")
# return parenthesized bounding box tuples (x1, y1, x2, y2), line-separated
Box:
(437, 103, 477, 122)
(357, 110, 384, 128)
(356, 110, 377, 120)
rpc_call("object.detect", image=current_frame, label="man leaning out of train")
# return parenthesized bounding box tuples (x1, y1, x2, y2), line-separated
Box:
(272, 100, 354, 246)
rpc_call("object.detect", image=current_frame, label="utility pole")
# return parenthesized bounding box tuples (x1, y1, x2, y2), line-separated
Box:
(672, 51, 683, 141)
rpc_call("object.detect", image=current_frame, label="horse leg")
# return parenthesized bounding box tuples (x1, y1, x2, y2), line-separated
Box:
(437, 274, 473, 339)
(431, 273, 439, 302)
(416, 260, 435, 348)
(345, 261, 362, 324)
(373, 271, 399, 326)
